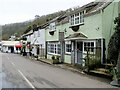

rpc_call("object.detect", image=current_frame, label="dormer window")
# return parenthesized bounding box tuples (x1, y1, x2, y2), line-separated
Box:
(70, 11, 85, 26)
(49, 22, 56, 31)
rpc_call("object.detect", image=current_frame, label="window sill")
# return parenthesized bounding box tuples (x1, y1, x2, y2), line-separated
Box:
(65, 52, 71, 55)
(47, 53, 60, 56)
(83, 52, 95, 55)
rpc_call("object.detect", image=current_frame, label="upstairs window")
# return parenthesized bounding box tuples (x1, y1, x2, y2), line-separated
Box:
(49, 22, 56, 31)
(70, 11, 85, 26)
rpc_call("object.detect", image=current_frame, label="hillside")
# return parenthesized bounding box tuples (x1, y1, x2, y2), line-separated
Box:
(1, 10, 67, 40)
(2, 22, 30, 40)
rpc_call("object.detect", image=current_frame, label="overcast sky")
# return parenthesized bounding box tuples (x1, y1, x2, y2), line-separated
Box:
(0, 0, 95, 25)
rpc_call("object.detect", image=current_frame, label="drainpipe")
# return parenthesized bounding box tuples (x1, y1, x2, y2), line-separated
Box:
(101, 39, 104, 64)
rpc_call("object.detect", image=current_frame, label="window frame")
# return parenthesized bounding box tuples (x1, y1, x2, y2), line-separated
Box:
(49, 22, 56, 31)
(70, 11, 85, 26)
(65, 41, 72, 54)
(83, 41, 96, 54)
(47, 42, 61, 55)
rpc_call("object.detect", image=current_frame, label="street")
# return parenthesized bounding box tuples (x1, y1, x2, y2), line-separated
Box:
(1, 52, 116, 88)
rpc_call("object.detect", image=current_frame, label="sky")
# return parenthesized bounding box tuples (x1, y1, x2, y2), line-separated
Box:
(0, 0, 95, 25)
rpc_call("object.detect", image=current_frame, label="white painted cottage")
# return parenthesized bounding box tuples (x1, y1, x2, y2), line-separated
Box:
(1, 41, 22, 53)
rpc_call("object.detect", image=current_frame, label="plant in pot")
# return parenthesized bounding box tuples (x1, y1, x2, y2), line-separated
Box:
(51, 55, 55, 60)
(56, 56, 61, 60)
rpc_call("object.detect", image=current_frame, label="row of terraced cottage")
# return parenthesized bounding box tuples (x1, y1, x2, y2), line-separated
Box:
(21, 0, 120, 66)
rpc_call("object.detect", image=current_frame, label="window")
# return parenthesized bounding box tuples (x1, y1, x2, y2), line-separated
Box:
(49, 23, 56, 31)
(47, 42, 61, 55)
(65, 41, 71, 54)
(70, 11, 85, 26)
(83, 41, 96, 53)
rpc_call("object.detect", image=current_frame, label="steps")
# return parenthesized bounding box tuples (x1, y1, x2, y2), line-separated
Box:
(89, 63, 113, 77)
(90, 68, 112, 77)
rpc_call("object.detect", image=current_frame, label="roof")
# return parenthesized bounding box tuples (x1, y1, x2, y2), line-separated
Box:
(22, 30, 33, 37)
(49, 14, 67, 23)
(2, 41, 20, 46)
(65, 33, 87, 40)
(58, 16, 69, 25)
(70, 0, 113, 17)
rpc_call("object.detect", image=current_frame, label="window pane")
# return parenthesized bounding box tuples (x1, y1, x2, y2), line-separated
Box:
(91, 42, 94, 47)
(88, 42, 90, 47)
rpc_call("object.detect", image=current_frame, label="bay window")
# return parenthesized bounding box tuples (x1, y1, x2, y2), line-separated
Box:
(47, 42, 61, 55)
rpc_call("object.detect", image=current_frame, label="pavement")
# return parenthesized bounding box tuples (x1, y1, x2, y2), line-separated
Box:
(1, 52, 118, 88)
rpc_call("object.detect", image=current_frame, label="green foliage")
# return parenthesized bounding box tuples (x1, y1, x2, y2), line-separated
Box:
(24, 26, 32, 34)
(51, 56, 55, 60)
(56, 56, 61, 60)
(108, 14, 120, 64)
(53, 59, 60, 64)
(85, 55, 101, 70)
(1, 10, 66, 40)
(2, 22, 30, 40)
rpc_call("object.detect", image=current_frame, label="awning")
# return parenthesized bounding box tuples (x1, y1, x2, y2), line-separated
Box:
(65, 33, 87, 41)
(15, 45, 22, 47)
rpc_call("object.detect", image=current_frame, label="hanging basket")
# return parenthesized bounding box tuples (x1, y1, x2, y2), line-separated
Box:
(49, 31, 55, 35)
(70, 25, 80, 32)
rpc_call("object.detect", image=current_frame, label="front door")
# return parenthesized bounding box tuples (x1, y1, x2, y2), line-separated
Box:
(77, 42, 83, 64)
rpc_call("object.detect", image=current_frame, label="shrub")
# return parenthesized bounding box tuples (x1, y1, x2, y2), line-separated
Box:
(56, 56, 61, 60)
(51, 56, 55, 60)
(53, 59, 59, 64)
(85, 55, 101, 70)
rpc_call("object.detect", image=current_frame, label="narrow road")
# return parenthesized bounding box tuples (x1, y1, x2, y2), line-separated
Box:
(1, 52, 116, 88)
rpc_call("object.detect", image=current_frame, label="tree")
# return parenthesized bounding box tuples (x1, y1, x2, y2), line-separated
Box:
(108, 14, 120, 84)
(24, 26, 32, 34)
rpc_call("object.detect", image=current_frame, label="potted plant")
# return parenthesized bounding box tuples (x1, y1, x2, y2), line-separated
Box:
(51, 55, 55, 60)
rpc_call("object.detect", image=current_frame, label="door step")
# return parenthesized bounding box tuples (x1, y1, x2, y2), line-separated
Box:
(90, 68, 112, 77)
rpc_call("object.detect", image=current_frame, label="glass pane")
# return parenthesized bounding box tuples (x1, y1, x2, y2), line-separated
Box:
(91, 42, 94, 47)
(88, 42, 90, 47)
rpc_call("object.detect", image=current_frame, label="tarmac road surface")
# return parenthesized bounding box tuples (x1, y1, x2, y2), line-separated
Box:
(1, 52, 117, 88)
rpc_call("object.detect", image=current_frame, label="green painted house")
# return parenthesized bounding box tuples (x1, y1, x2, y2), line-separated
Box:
(45, 0, 120, 65)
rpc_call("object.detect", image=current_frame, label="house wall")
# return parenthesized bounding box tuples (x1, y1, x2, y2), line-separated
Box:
(102, 1, 119, 58)
(45, 28, 59, 42)
(63, 13, 102, 64)
(35, 29, 45, 48)
(45, 1, 120, 64)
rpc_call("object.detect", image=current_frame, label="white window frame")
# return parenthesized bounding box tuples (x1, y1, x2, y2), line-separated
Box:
(65, 41, 72, 54)
(49, 22, 56, 31)
(47, 42, 61, 55)
(70, 11, 85, 26)
(83, 41, 96, 54)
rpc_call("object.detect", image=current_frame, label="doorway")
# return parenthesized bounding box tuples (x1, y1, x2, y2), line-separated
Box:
(77, 42, 83, 64)
(11, 47, 14, 53)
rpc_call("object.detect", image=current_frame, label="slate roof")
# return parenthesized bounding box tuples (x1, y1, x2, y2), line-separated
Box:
(65, 33, 87, 40)
(69, 0, 113, 17)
